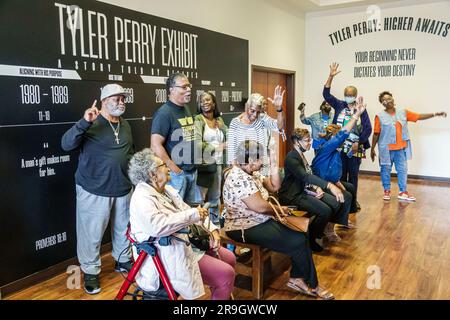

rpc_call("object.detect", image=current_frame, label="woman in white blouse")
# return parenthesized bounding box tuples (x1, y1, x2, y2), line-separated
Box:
(223, 140, 334, 300)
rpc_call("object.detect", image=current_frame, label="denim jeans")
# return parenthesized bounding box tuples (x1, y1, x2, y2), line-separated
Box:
(380, 149, 408, 192)
(168, 169, 202, 204)
(340, 151, 362, 195)
(198, 165, 222, 224)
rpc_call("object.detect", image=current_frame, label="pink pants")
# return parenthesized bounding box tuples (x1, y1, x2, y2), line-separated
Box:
(198, 247, 236, 300)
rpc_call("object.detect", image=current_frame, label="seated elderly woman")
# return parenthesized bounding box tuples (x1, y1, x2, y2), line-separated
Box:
(311, 98, 367, 227)
(128, 148, 236, 300)
(278, 128, 352, 252)
(223, 140, 334, 300)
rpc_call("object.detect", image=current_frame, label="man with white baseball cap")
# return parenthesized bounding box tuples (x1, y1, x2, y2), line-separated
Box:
(61, 83, 134, 295)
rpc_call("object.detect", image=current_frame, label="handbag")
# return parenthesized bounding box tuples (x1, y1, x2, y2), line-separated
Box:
(268, 196, 309, 233)
(188, 224, 211, 251)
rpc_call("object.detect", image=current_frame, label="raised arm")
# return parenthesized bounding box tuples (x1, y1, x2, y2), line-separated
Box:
(323, 63, 343, 109)
(267, 85, 286, 130)
(342, 97, 366, 132)
(61, 100, 98, 151)
(298, 102, 312, 125)
(325, 62, 341, 89)
(263, 143, 282, 193)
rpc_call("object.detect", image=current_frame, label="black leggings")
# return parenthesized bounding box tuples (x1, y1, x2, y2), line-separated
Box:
(226, 220, 318, 288)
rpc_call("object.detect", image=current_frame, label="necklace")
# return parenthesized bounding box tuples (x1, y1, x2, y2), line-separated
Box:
(108, 119, 120, 144)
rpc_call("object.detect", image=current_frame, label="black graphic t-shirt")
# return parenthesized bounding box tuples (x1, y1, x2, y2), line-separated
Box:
(151, 100, 196, 171)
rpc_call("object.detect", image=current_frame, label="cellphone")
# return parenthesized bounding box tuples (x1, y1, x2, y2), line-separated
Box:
(305, 189, 318, 197)
(304, 185, 318, 196)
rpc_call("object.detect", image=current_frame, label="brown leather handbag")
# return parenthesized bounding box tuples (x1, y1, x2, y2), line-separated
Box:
(268, 196, 309, 233)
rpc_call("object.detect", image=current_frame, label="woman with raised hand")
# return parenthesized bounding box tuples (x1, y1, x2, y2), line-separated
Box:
(223, 140, 334, 300)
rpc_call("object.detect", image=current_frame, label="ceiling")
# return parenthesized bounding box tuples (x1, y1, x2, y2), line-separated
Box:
(288, 0, 404, 12)
(263, 0, 438, 15)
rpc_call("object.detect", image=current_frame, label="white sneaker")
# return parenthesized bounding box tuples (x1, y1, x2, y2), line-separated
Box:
(398, 191, 416, 202)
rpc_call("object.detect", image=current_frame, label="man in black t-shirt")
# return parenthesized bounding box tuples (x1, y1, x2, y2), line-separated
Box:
(61, 84, 134, 295)
(151, 73, 201, 204)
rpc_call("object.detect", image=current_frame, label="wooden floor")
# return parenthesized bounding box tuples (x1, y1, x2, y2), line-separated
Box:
(5, 176, 450, 300)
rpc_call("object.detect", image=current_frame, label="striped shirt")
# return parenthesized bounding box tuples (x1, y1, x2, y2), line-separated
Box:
(227, 114, 278, 174)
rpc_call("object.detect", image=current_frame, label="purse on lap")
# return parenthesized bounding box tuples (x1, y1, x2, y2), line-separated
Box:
(188, 224, 211, 251)
(268, 196, 309, 233)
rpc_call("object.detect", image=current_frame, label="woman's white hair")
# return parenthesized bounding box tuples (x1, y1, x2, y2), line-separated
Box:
(128, 148, 158, 186)
(245, 93, 265, 109)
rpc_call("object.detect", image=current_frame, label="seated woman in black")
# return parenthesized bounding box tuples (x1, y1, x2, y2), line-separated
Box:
(278, 128, 352, 252)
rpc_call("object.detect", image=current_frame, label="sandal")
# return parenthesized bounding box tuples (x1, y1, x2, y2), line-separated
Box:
(286, 278, 317, 298)
(311, 286, 335, 300)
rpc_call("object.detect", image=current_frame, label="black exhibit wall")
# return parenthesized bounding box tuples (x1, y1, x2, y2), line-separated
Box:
(0, 0, 248, 287)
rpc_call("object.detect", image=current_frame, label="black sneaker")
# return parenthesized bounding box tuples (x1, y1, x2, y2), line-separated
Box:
(84, 273, 101, 295)
(115, 260, 133, 273)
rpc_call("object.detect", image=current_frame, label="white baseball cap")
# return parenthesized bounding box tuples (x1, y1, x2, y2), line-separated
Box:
(100, 84, 130, 101)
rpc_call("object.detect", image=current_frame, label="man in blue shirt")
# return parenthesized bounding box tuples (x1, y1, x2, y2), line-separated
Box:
(299, 101, 334, 151)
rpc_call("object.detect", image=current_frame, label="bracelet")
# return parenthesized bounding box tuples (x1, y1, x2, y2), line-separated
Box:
(276, 108, 283, 113)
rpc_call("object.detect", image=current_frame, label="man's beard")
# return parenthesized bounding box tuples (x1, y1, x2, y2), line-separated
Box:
(107, 102, 125, 117)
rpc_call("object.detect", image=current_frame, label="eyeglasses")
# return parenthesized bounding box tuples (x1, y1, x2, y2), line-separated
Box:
(155, 163, 167, 169)
(173, 83, 193, 90)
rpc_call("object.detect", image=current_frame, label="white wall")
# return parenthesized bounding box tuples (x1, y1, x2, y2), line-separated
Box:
(98, 0, 306, 123)
(304, 0, 450, 178)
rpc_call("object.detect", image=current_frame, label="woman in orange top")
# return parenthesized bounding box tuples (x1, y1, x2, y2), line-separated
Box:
(370, 91, 446, 202)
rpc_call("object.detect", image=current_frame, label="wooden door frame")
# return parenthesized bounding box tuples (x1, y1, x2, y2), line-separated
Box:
(251, 65, 296, 154)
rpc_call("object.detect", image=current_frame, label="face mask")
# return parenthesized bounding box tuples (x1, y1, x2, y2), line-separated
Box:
(107, 101, 125, 117)
(382, 100, 394, 108)
(322, 106, 332, 113)
(297, 142, 307, 153)
(344, 96, 356, 104)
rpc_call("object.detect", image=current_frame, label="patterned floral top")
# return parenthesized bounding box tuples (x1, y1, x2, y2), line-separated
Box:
(223, 166, 271, 232)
